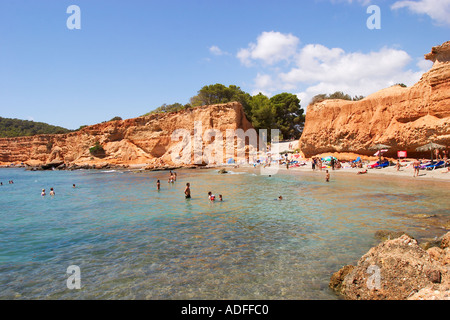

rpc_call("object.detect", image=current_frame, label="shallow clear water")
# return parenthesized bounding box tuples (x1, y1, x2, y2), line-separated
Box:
(0, 167, 449, 299)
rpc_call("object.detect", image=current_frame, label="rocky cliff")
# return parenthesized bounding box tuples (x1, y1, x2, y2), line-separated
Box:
(0, 102, 255, 168)
(299, 41, 450, 158)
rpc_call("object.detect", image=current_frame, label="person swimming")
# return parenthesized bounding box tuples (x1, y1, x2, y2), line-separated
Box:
(41, 189, 46, 196)
(49, 188, 55, 196)
(278, 196, 283, 200)
(73, 184, 76, 188)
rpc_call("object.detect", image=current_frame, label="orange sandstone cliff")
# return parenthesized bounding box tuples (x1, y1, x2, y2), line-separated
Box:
(0, 102, 254, 168)
(299, 41, 450, 158)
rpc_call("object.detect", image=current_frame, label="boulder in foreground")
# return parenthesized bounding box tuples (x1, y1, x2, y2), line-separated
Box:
(330, 233, 450, 300)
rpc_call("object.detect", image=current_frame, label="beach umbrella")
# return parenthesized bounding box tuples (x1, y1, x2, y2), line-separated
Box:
(415, 142, 446, 162)
(369, 143, 391, 163)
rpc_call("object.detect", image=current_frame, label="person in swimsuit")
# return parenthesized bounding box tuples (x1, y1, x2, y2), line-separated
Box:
(184, 183, 191, 199)
(325, 170, 330, 182)
(413, 159, 420, 177)
(395, 160, 401, 171)
(219, 194, 223, 201)
(41, 189, 46, 196)
(49, 188, 55, 196)
(156, 180, 160, 190)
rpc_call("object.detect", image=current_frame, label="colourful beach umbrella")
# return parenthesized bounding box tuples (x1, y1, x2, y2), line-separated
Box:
(370, 143, 391, 163)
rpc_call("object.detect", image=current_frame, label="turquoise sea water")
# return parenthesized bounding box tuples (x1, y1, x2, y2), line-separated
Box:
(0, 167, 449, 299)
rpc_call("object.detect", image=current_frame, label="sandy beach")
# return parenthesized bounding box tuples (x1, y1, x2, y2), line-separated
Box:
(281, 162, 450, 181)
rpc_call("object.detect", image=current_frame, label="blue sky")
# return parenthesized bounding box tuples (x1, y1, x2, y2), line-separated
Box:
(0, 0, 448, 129)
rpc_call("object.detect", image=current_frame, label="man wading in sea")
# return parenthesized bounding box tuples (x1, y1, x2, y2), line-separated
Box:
(185, 183, 191, 199)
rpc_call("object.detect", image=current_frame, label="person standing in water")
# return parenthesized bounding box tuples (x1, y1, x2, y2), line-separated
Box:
(325, 170, 330, 182)
(156, 180, 161, 190)
(184, 183, 191, 199)
(41, 189, 46, 196)
(50, 188, 55, 196)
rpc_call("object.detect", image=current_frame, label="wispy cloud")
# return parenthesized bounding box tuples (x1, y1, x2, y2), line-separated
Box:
(391, 0, 450, 26)
(209, 45, 230, 56)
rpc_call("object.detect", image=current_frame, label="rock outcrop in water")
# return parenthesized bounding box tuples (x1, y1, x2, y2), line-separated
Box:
(299, 41, 450, 158)
(0, 102, 254, 169)
(330, 232, 450, 300)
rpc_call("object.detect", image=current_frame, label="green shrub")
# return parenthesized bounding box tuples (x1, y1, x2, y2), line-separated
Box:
(89, 142, 106, 157)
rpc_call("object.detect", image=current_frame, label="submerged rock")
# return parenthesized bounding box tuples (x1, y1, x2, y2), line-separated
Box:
(374, 230, 411, 242)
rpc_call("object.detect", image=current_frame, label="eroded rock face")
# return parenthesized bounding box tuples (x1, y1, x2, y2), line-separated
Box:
(0, 102, 255, 168)
(330, 233, 450, 300)
(299, 41, 450, 158)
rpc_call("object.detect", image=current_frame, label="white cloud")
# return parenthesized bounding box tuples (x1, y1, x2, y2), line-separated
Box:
(237, 31, 300, 66)
(238, 32, 428, 107)
(391, 0, 450, 26)
(283, 45, 424, 106)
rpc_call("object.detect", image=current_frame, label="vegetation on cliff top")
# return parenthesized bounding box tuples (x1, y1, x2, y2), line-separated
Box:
(0, 117, 72, 138)
(311, 91, 365, 105)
